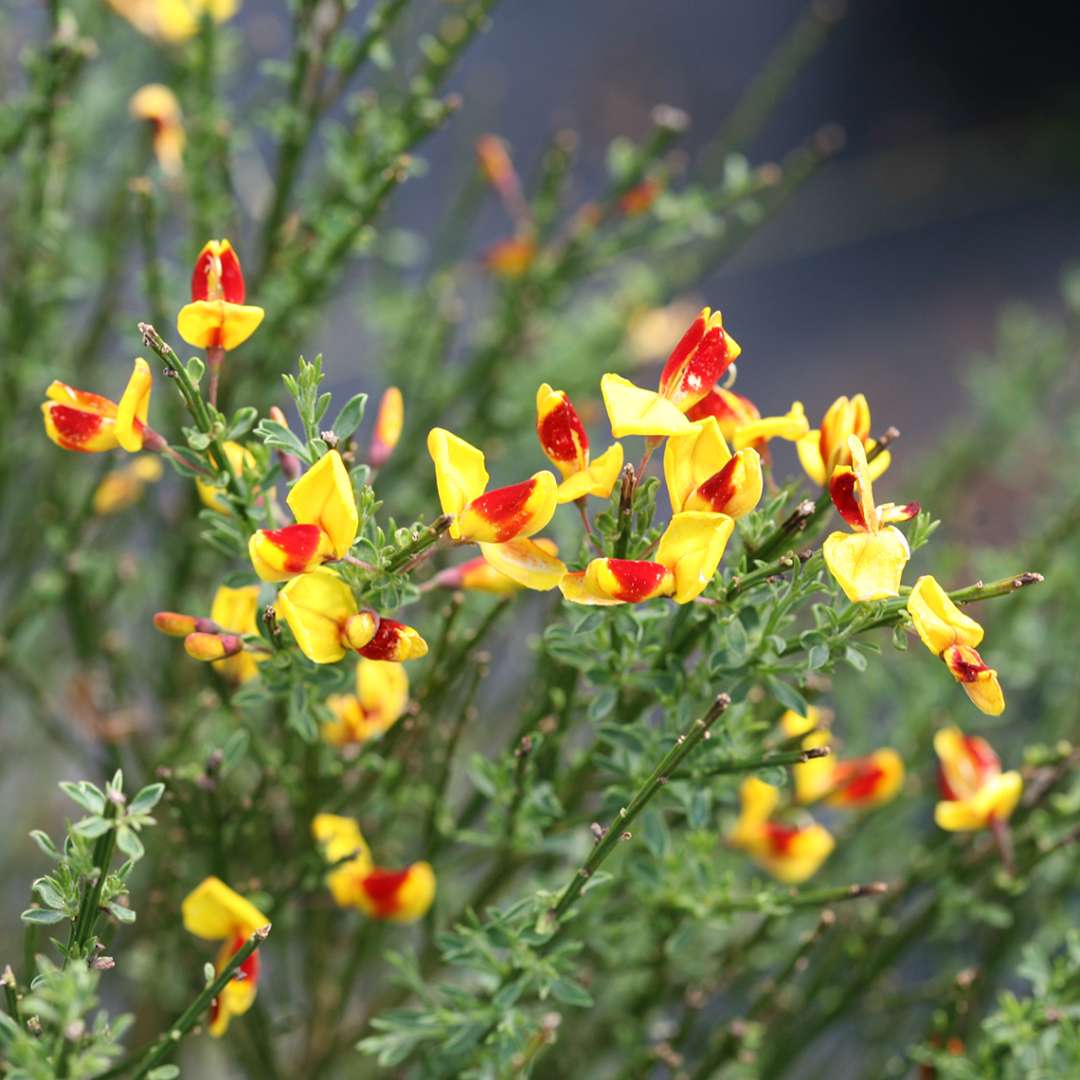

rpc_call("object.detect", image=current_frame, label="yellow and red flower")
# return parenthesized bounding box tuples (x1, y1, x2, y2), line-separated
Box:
(933, 727, 1022, 832)
(107, 0, 239, 44)
(275, 567, 426, 666)
(368, 387, 404, 469)
(427, 428, 565, 591)
(822, 435, 918, 602)
(42, 358, 153, 454)
(797, 393, 890, 487)
(129, 83, 184, 176)
(429, 539, 561, 595)
(686, 387, 808, 456)
(249, 450, 357, 581)
(312, 814, 435, 923)
(663, 415, 763, 519)
(178, 239, 264, 352)
(790, 732, 904, 809)
(324, 659, 409, 747)
(728, 777, 834, 884)
(559, 511, 733, 606)
(196, 440, 258, 514)
(535, 383, 623, 503)
(907, 576, 1004, 715)
(181, 876, 268, 1038)
(92, 455, 163, 515)
(207, 584, 264, 684)
(601, 308, 741, 439)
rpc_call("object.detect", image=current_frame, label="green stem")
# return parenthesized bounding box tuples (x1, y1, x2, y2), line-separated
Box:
(2, 966, 19, 1025)
(684, 744, 830, 780)
(552, 693, 732, 921)
(68, 801, 119, 962)
(101, 926, 270, 1080)
(384, 515, 452, 574)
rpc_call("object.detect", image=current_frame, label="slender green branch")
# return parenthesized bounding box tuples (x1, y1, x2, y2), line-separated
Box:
(684, 744, 830, 780)
(68, 800, 119, 962)
(552, 692, 732, 921)
(99, 925, 271, 1080)
(384, 515, 452, 574)
(2, 965, 19, 1025)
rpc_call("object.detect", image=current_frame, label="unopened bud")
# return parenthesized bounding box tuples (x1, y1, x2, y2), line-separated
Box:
(154, 611, 198, 637)
(91, 955, 115, 971)
(184, 632, 244, 662)
(341, 611, 379, 652)
(368, 387, 403, 469)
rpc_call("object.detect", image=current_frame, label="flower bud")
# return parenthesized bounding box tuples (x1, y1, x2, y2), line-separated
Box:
(185, 632, 244, 662)
(342, 611, 380, 652)
(369, 387, 403, 470)
(154, 611, 199, 637)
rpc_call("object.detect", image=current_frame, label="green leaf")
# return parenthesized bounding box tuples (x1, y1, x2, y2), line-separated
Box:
(764, 676, 809, 716)
(29, 829, 59, 859)
(33, 878, 68, 910)
(116, 826, 145, 860)
(129, 782, 165, 815)
(186, 356, 205, 386)
(21, 907, 66, 925)
(332, 392, 368, 441)
(228, 406, 259, 439)
(59, 781, 105, 815)
(807, 644, 829, 670)
(147, 1067, 181, 1080)
(71, 816, 112, 839)
(255, 419, 309, 459)
(107, 901, 137, 924)
(549, 976, 594, 1008)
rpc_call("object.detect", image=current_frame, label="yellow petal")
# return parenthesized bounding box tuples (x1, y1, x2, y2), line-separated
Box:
(454, 472, 558, 543)
(735, 776, 780, 829)
(684, 448, 763, 519)
(663, 416, 732, 513)
(312, 813, 373, 870)
(732, 401, 809, 449)
(558, 570, 623, 605)
(276, 567, 356, 664)
(181, 876, 268, 941)
(959, 667, 1005, 716)
(780, 706, 826, 738)
(478, 537, 567, 591)
(822, 526, 910, 602)
(791, 731, 834, 804)
(907, 575, 984, 656)
(427, 428, 489, 516)
(796, 429, 826, 486)
(555, 443, 624, 503)
(196, 441, 256, 515)
(764, 824, 835, 884)
(934, 775, 1020, 833)
(287, 450, 358, 557)
(655, 511, 734, 603)
(600, 373, 693, 439)
(115, 357, 152, 452)
(356, 861, 436, 923)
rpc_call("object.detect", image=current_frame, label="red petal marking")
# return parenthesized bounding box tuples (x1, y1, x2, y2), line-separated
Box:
(658, 314, 707, 397)
(357, 618, 408, 661)
(828, 470, 868, 530)
(191, 247, 214, 301)
(764, 821, 801, 855)
(48, 404, 108, 450)
(261, 523, 326, 573)
(537, 394, 589, 466)
(831, 759, 887, 804)
(468, 478, 540, 542)
(50, 383, 116, 415)
(946, 646, 992, 684)
(937, 731, 1000, 799)
(677, 326, 736, 400)
(604, 559, 670, 602)
(210, 933, 260, 1024)
(218, 246, 246, 304)
(360, 867, 411, 917)
(694, 455, 742, 514)
(686, 388, 757, 428)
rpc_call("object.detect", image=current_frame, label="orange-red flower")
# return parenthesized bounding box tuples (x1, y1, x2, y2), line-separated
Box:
(177, 239, 264, 351)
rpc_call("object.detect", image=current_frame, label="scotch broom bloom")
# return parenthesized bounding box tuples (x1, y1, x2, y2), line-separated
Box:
(42, 359, 153, 453)
(907, 575, 1005, 715)
(535, 383, 623, 503)
(429, 539, 561, 594)
(822, 436, 918, 602)
(686, 387, 808, 454)
(92, 455, 163, 515)
(275, 568, 426, 665)
(559, 511, 733, 605)
(663, 415, 763, 518)
(933, 728, 1022, 832)
(601, 307, 741, 438)
(368, 387, 404, 469)
(797, 393, 890, 486)
(312, 814, 435, 923)
(427, 427, 565, 590)
(791, 734, 904, 809)
(107, 0, 239, 44)
(249, 450, 357, 581)
(181, 876, 268, 1038)
(178, 239, 264, 351)
(324, 659, 409, 747)
(728, 777, 834, 884)
(208, 584, 263, 683)
(129, 83, 184, 176)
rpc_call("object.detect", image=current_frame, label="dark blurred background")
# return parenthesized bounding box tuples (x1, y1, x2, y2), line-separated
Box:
(385, 0, 1080, 440)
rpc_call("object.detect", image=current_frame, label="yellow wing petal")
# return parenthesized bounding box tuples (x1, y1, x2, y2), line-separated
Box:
(822, 526, 909, 602)
(182, 876, 268, 941)
(115, 357, 152, 452)
(663, 416, 731, 513)
(600, 373, 692, 439)
(478, 537, 567, 591)
(427, 427, 489, 516)
(655, 511, 734, 603)
(287, 450, 358, 557)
